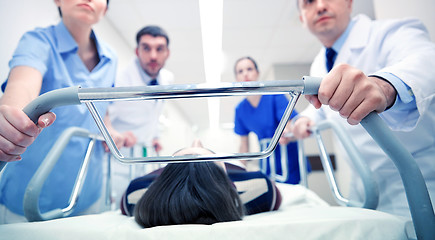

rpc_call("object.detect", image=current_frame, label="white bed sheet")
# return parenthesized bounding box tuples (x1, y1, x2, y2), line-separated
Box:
(0, 184, 409, 240)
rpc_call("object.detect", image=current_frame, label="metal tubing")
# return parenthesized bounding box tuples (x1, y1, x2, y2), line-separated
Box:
(286, 120, 378, 209)
(62, 138, 97, 215)
(105, 154, 112, 208)
(312, 128, 350, 206)
(23, 127, 103, 221)
(77, 80, 305, 102)
(85, 89, 301, 165)
(315, 120, 379, 209)
(361, 112, 435, 239)
(297, 140, 308, 188)
(23, 86, 81, 123)
(0, 80, 306, 173)
(258, 140, 289, 183)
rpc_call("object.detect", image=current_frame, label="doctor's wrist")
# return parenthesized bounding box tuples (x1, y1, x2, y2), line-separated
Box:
(369, 76, 397, 111)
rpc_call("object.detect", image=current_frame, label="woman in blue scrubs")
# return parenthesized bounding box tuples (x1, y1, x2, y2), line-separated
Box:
(0, 0, 133, 223)
(233, 56, 309, 184)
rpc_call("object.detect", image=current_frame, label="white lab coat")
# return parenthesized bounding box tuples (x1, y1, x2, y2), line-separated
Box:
(108, 58, 174, 146)
(302, 14, 435, 218)
(106, 58, 174, 207)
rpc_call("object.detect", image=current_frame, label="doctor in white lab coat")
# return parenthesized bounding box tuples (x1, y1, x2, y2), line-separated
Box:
(106, 25, 174, 208)
(293, 0, 435, 219)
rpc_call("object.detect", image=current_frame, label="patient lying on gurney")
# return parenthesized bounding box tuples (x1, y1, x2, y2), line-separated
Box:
(120, 140, 282, 228)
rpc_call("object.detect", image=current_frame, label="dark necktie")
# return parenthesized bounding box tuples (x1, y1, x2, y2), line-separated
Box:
(325, 48, 337, 72)
(148, 79, 158, 86)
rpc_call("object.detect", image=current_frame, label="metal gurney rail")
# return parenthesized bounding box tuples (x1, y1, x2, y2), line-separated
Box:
(261, 118, 379, 209)
(0, 77, 433, 239)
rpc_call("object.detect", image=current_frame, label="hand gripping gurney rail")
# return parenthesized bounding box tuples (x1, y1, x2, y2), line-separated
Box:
(0, 77, 433, 239)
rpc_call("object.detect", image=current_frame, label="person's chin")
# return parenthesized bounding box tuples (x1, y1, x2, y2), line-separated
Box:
(314, 24, 336, 36)
(146, 69, 160, 76)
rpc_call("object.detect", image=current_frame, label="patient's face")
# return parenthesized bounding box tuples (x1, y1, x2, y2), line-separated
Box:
(173, 147, 226, 171)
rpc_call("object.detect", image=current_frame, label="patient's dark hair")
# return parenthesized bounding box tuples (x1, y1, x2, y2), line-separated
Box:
(134, 162, 244, 228)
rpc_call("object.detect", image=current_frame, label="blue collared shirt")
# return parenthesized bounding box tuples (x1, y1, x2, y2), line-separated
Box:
(0, 21, 117, 215)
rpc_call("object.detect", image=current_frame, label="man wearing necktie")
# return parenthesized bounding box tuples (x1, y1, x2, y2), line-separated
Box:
(106, 26, 174, 208)
(325, 47, 336, 73)
(148, 79, 158, 86)
(291, 0, 435, 219)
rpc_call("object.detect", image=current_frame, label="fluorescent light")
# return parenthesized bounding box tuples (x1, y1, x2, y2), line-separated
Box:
(199, 0, 223, 130)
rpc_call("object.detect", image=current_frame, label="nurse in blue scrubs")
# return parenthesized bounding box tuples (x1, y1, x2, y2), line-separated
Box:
(233, 56, 309, 184)
(0, 0, 134, 224)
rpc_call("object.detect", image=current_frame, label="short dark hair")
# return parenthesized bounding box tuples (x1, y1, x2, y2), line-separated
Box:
(136, 25, 170, 47)
(58, 0, 110, 17)
(134, 162, 244, 228)
(234, 56, 259, 75)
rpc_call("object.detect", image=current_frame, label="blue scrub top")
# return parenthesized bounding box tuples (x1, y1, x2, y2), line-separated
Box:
(0, 21, 117, 216)
(234, 94, 305, 184)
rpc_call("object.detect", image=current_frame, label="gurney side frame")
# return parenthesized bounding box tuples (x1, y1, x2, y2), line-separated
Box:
(261, 119, 379, 209)
(23, 127, 104, 221)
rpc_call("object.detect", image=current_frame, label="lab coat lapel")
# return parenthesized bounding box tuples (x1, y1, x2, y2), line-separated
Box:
(336, 14, 372, 66)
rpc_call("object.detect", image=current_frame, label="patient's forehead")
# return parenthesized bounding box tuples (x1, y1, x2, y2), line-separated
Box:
(172, 147, 226, 171)
(173, 147, 214, 156)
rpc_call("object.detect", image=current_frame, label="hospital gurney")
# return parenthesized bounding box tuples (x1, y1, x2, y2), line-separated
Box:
(0, 77, 433, 239)
(20, 119, 378, 223)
